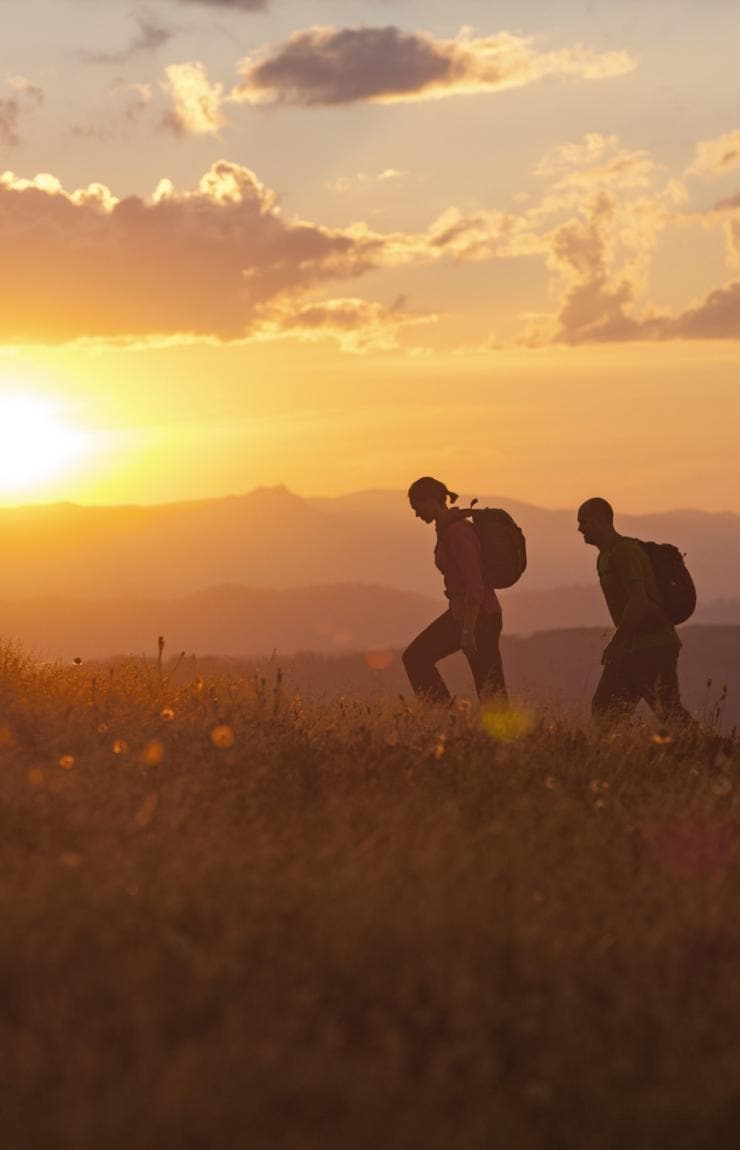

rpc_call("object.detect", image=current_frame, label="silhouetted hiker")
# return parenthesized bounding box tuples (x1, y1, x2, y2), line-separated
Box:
(578, 497, 696, 728)
(402, 477, 507, 705)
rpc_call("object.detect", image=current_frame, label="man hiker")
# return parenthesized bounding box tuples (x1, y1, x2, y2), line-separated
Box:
(577, 497, 696, 729)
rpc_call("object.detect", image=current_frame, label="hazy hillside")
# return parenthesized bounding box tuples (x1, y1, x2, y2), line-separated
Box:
(169, 628, 740, 732)
(1, 582, 739, 662)
(0, 584, 439, 661)
(0, 487, 737, 603)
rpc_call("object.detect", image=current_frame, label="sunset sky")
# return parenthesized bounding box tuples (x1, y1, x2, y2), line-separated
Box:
(1, 0, 739, 511)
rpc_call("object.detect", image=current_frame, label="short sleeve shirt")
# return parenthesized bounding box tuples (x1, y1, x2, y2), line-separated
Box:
(597, 538, 680, 653)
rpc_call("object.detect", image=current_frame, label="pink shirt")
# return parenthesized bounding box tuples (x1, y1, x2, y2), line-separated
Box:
(434, 513, 501, 621)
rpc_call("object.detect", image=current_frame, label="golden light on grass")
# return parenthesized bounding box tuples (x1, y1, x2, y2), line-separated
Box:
(140, 739, 164, 766)
(481, 703, 535, 743)
(364, 649, 395, 671)
(0, 392, 92, 496)
(211, 724, 235, 749)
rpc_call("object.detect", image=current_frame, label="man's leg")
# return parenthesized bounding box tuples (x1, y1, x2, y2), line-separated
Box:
(468, 610, 507, 702)
(402, 611, 461, 703)
(592, 655, 642, 723)
(640, 648, 699, 732)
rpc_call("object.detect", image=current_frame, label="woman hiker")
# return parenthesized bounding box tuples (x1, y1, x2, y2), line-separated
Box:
(403, 476, 507, 705)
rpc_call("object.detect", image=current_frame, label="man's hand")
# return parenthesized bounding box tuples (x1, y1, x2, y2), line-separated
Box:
(462, 628, 478, 659)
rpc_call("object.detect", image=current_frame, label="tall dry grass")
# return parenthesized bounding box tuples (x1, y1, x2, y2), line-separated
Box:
(0, 642, 738, 1150)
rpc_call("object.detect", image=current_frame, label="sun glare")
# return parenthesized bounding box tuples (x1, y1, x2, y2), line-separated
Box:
(0, 393, 91, 496)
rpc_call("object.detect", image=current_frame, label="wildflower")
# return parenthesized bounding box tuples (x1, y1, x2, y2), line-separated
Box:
(134, 793, 159, 827)
(97, 722, 109, 734)
(73, 657, 82, 667)
(590, 780, 609, 794)
(544, 775, 557, 790)
(59, 755, 75, 770)
(160, 707, 175, 721)
(651, 732, 674, 746)
(27, 768, 44, 787)
(211, 724, 235, 749)
(113, 739, 129, 756)
(432, 735, 446, 760)
(711, 777, 733, 797)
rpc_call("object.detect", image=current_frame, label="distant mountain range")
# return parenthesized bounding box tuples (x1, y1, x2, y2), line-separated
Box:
(0, 487, 737, 605)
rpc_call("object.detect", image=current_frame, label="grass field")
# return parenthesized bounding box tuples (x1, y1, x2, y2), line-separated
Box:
(1, 643, 738, 1150)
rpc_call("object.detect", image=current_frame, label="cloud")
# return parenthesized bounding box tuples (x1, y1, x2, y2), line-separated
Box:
(0, 99, 20, 147)
(162, 61, 229, 133)
(687, 130, 740, 179)
(0, 75, 45, 146)
(231, 25, 636, 107)
(645, 283, 740, 339)
(161, 62, 226, 135)
(713, 189, 740, 212)
(82, 13, 175, 65)
(323, 169, 406, 193)
(253, 295, 436, 352)
(517, 136, 690, 346)
(530, 186, 740, 344)
(5, 76, 44, 106)
(0, 161, 388, 345)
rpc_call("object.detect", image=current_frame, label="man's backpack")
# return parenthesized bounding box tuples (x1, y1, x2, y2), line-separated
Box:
(637, 540, 697, 625)
(457, 503, 527, 589)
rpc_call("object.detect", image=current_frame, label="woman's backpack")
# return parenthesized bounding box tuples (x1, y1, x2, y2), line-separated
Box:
(457, 502, 527, 589)
(638, 540, 697, 625)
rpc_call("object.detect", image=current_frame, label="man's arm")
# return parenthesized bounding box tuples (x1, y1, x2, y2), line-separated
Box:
(603, 579, 651, 662)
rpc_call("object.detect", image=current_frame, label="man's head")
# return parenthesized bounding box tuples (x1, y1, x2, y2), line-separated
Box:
(577, 497, 615, 549)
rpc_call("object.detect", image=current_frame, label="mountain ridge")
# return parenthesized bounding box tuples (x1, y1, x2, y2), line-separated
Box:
(0, 486, 736, 600)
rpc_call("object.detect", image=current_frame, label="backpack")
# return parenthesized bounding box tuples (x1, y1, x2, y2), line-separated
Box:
(456, 503, 527, 589)
(637, 540, 697, 625)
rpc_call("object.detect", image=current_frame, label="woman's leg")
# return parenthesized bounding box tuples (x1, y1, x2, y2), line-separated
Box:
(402, 611, 461, 703)
(468, 610, 507, 702)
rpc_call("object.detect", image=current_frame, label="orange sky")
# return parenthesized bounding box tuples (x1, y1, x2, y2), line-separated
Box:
(1, 0, 739, 512)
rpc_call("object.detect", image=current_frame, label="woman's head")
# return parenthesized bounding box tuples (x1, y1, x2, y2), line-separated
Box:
(408, 476, 459, 523)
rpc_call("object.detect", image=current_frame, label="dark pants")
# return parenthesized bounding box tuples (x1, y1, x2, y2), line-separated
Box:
(592, 645, 696, 728)
(402, 609, 507, 704)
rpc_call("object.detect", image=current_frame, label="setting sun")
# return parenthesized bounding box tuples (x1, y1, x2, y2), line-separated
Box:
(0, 393, 91, 495)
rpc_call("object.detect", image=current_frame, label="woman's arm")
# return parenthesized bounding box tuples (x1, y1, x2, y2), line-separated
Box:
(447, 521, 485, 655)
